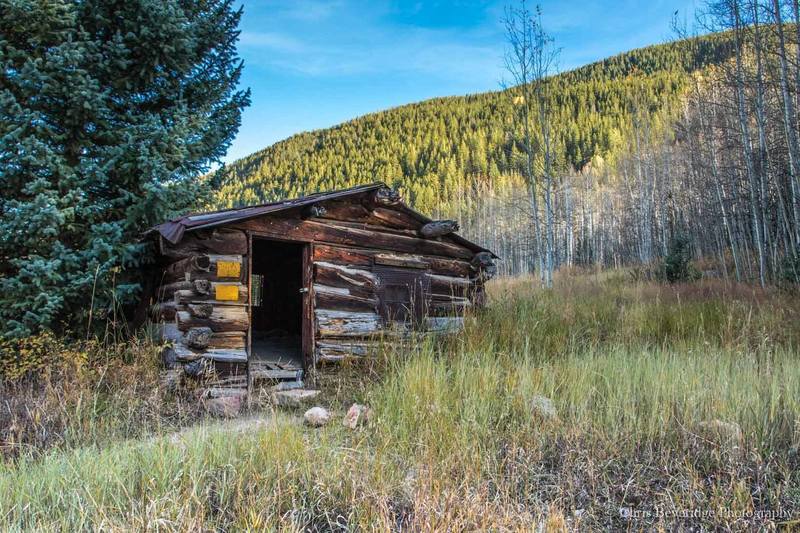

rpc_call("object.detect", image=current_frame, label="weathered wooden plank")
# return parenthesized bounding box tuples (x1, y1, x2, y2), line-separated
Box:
(323, 219, 420, 238)
(314, 284, 378, 312)
(160, 229, 247, 259)
(313, 244, 373, 267)
(315, 340, 376, 362)
(318, 199, 373, 224)
(429, 295, 472, 316)
(250, 368, 303, 381)
(312, 244, 472, 276)
(176, 305, 249, 332)
(314, 262, 377, 298)
(237, 217, 472, 259)
(203, 348, 247, 363)
(315, 309, 382, 337)
(427, 273, 472, 297)
(374, 252, 428, 269)
(207, 331, 247, 349)
(369, 207, 422, 230)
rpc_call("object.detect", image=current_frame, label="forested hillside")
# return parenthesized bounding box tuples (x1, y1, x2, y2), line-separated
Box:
(212, 34, 733, 209)
(210, 33, 737, 274)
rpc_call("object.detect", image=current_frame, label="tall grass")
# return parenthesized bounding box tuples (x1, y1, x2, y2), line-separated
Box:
(1, 272, 799, 530)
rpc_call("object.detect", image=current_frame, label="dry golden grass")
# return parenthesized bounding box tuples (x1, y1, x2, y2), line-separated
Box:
(1, 270, 798, 530)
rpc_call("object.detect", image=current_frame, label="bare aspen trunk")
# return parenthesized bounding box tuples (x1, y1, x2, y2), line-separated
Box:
(772, 0, 800, 252)
(732, 0, 767, 286)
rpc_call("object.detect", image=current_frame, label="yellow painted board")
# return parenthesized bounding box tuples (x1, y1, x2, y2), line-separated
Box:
(215, 284, 240, 301)
(217, 260, 241, 278)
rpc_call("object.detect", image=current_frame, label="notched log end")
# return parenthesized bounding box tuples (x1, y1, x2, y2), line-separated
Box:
(364, 187, 402, 209)
(420, 220, 460, 238)
(302, 204, 328, 219)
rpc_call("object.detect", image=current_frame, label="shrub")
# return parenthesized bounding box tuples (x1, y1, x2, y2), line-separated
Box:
(659, 232, 700, 283)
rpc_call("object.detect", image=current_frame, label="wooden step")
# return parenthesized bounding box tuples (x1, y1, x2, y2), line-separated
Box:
(250, 368, 303, 381)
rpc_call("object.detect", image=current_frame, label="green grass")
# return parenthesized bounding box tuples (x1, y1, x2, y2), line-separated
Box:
(2, 272, 799, 530)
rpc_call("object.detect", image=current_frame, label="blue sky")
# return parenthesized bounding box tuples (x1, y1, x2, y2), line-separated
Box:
(226, 0, 697, 163)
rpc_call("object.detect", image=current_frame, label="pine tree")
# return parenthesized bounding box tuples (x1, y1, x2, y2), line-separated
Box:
(0, 0, 250, 337)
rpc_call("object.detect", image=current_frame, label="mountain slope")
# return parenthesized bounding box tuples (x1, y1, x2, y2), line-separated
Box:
(212, 32, 735, 216)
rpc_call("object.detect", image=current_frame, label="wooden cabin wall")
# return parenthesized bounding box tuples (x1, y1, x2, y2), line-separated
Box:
(231, 198, 492, 365)
(153, 229, 250, 376)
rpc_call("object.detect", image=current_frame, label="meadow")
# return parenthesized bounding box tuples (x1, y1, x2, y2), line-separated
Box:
(1, 271, 798, 530)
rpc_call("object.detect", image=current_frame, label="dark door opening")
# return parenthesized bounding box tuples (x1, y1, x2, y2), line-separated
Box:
(251, 238, 305, 371)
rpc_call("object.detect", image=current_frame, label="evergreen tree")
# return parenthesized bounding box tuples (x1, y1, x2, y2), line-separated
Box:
(0, 0, 250, 337)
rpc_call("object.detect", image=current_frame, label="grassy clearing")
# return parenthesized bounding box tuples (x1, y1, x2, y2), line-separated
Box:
(1, 271, 799, 530)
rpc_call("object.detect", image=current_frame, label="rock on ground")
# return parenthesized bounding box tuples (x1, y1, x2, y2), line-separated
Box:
(204, 396, 242, 418)
(529, 395, 557, 420)
(273, 389, 320, 408)
(343, 403, 372, 429)
(696, 419, 743, 452)
(304, 406, 331, 427)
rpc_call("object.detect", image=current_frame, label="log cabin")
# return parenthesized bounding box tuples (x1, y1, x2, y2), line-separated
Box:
(146, 183, 497, 393)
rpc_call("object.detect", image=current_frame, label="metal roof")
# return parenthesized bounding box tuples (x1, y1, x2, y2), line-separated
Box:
(147, 182, 496, 257)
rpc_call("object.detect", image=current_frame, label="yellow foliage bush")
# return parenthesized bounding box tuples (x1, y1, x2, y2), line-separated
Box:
(0, 332, 90, 381)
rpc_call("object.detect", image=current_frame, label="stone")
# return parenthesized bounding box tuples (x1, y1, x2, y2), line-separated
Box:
(304, 406, 332, 427)
(343, 403, 373, 429)
(205, 396, 242, 418)
(696, 419, 743, 452)
(529, 395, 557, 420)
(273, 389, 320, 407)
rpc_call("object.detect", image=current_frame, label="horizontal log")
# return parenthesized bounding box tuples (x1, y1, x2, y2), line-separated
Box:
(315, 309, 382, 337)
(420, 220, 459, 238)
(313, 244, 373, 267)
(163, 254, 246, 283)
(160, 229, 247, 259)
(369, 207, 421, 229)
(374, 252, 428, 269)
(173, 342, 202, 361)
(315, 340, 377, 362)
(314, 262, 377, 298)
(173, 282, 248, 304)
(156, 280, 191, 300)
(176, 305, 249, 332)
(323, 219, 419, 238)
(172, 342, 247, 363)
(150, 301, 181, 321)
(159, 323, 183, 342)
(427, 273, 473, 297)
(207, 331, 247, 349)
(164, 255, 210, 282)
(237, 218, 472, 259)
(430, 296, 472, 316)
(314, 284, 378, 312)
(203, 348, 247, 363)
(317, 199, 373, 224)
(312, 244, 472, 276)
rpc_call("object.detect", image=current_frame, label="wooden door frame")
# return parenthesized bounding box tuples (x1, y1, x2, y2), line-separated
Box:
(247, 233, 314, 373)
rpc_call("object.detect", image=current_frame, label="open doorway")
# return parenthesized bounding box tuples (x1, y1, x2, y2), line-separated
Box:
(250, 238, 306, 371)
